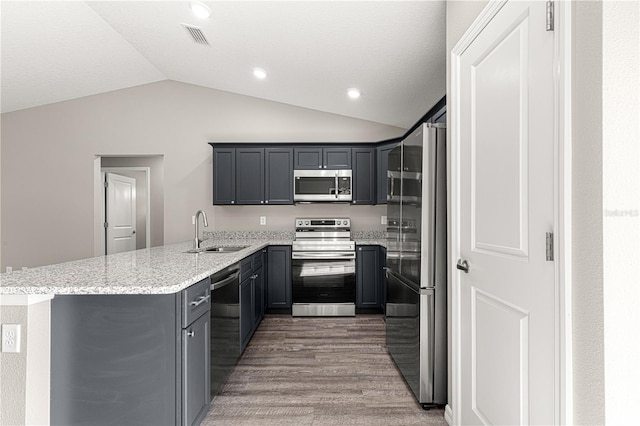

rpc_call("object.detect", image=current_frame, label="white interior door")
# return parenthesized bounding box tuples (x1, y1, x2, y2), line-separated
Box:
(105, 173, 137, 254)
(454, 1, 556, 424)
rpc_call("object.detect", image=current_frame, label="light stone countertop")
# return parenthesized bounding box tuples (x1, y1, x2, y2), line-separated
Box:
(0, 239, 292, 296)
(0, 234, 386, 296)
(0, 236, 386, 296)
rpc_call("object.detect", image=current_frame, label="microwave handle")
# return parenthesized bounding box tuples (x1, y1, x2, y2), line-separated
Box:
(335, 174, 339, 199)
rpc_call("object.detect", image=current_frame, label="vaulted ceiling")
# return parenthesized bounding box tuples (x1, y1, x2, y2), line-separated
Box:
(1, 1, 446, 128)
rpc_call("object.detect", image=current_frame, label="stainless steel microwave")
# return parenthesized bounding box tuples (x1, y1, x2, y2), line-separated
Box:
(293, 169, 352, 202)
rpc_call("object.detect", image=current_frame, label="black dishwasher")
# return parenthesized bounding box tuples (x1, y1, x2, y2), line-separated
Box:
(209, 263, 241, 400)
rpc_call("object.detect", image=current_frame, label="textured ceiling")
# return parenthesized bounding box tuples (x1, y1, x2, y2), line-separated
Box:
(1, 1, 446, 128)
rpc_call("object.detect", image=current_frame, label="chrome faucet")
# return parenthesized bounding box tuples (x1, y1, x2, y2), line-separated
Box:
(193, 210, 209, 249)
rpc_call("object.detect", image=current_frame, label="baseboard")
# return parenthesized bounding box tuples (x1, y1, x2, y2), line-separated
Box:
(444, 404, 453, 425)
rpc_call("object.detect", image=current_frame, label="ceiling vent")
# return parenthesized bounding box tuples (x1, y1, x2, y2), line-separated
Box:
(182, 24, 210, 46)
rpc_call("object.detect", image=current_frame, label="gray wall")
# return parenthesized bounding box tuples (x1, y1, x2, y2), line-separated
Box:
(1, 80, 404, 269)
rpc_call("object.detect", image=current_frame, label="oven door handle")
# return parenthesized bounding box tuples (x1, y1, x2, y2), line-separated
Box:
(292, 252, 356, 260)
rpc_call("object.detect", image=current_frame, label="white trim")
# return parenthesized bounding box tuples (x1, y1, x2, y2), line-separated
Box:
(449, 1, 571, 424)
(0, 294, 54, 306)
(444, 404, 453, 425)
(554, 2, 573, 424)
(100, 166, 152, 255)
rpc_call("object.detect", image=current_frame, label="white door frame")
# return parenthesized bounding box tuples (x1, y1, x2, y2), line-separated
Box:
(99, 167, 151, 255)
(448, 1, 572, 425)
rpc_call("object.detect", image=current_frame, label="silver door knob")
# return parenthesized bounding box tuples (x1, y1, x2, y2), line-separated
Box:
(456, 259, 469, 273)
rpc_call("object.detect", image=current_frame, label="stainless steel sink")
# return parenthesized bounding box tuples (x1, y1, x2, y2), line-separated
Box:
(185, 246, 249, 254)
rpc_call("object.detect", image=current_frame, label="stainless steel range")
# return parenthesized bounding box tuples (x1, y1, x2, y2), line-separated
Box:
(291, 218, 356, 316)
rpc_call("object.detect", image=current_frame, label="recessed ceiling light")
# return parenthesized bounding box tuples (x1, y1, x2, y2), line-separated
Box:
(347, 88, 361, 99)
(190, 1, 211, 19)
(253, 68, 267, 80)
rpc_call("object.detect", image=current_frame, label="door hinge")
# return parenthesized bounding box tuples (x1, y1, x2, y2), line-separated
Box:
(104, 222, 109, 229)
(546, 1, 554, 31)
(104, 181, 109, 188)
(546, 232, 554, 261)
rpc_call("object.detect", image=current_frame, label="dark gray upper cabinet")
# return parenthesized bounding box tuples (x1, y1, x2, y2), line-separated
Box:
(213, 148, 236, 205)
(352, 147, 375, 205)
(265, 148, 294, 204)
(293, 147, 323, 169)
(236, 148, 265, 204)
(375, 141, 400, 204)
(212, 145, 293, 205)
(294, 146, 351, 169)
(267, 245, 292, 309)
(323, 147, 351, 169)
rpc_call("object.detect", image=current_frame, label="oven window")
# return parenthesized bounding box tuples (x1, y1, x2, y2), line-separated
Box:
(292, 259, 355, 303)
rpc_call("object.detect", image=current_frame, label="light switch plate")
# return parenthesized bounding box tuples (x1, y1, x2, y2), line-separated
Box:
(260, 216, 266, 225)
(2, 324, 21, 353)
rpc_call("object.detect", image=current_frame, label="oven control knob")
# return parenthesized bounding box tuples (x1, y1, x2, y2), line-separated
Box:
(305, 221, 310, 225)
(344, 220, 349, 226)
(336, 220, 341, 225)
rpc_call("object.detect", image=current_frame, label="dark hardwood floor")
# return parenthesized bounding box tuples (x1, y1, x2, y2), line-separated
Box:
(202, 315, 446, 425)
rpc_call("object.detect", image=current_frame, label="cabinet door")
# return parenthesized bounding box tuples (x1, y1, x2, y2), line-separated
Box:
(213, 148, 236, 205)
(240, 277, 253, 351)
(182, 312, 211, 426)
(294, 147, 323, 169)
(376, 142, 399, 204)
(352, 147, 375, 205)
(253, 267, 265, 328)
(236, 148, 265, 204)
(265, 148, 294, 204)
(379, 246, 387, 313)
(267, 246, 292, 308)
(356, 245, 381, 308)
(324, 147, 351, 169)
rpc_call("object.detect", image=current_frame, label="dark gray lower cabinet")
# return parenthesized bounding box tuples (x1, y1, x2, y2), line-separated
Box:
(267, 245, 292, 309)
(356, 245, 385, 311)
(51, 278, 211, 426)
(240, 250, 266, 352)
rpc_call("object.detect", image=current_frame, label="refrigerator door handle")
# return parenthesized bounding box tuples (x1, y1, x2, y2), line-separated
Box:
(419, 287, 435, 403)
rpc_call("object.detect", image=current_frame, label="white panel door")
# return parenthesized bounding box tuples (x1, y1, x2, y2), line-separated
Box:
(105, 173, 137, 254)
(455, 1, 555, 424)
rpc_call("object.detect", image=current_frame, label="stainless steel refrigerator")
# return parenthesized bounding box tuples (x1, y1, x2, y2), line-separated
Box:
(386, 122, 447, 408)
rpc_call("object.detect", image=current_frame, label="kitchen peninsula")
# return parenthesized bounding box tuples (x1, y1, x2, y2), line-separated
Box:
(0, 231, 385, 425)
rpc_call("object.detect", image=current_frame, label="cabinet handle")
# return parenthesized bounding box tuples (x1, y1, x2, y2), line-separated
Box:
(323, 165, 327, 169)
(189, 294, 210, 307)
(231, 200, 235, 204)
(265, 200, 269, 204)
(261, 201, 264, 204)
(318, 165, 322, 169)
(187, 330, 195, 337)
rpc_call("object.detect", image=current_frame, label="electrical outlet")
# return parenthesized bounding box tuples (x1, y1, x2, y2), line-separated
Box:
(191, 216, 196, 225)
(260, 216, 267, 226)
(2, 324, 21, 353)
(5, 266, 12, 273)
(381, 216, 387, 225)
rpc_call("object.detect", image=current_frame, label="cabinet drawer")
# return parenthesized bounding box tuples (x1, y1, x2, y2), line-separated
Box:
(182, 277, 211, 328)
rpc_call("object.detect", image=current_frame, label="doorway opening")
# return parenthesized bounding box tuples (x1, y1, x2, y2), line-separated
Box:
(93, 155, 165, 256)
